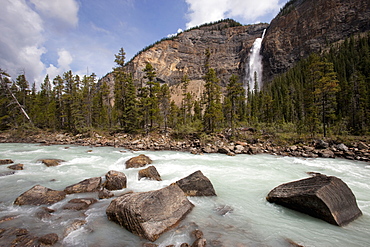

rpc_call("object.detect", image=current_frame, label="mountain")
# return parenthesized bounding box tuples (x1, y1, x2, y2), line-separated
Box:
(262, 0, 370, 81)
(101, 0, 370, 100)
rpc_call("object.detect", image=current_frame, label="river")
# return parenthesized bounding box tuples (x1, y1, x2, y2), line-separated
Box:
(0, 143, 369, 246)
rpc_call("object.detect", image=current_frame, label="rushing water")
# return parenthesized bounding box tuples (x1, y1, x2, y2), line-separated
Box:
(0, 143, 369, 247)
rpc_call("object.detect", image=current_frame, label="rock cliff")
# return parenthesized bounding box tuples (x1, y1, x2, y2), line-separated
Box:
(125, 22, 268, 87)
(262, 0, 370, 81)
(100, 0, 370, 100)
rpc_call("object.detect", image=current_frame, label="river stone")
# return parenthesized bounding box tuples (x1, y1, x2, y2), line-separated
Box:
(106, 183, 194, 242)
(0, 171, 15, 176)
(0, 159, 13, 165)
(14, 185, 66, 206)
(64, 177, 102, 194)
(7, 163, 23, 170)
(39, 233, 59, 245)
(138, 165, 162, 181)
(104, 170, 127, 190)
(125, 154, 152, 168)
(63, 198, 97, 210)
(40, 159, 65, 167)
(266, 174, 362, 226)
(98, 188, 114, 199)
(176, 170, 216, 196)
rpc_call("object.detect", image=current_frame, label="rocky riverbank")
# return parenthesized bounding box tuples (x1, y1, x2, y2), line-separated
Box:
(0, 130, 369, 162)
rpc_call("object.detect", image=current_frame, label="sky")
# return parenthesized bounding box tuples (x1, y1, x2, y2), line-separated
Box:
(0, 0, 289, 88)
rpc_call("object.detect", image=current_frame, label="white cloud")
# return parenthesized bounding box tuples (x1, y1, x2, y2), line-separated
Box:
(0, 0, 45, 84)
(185, 0, 282, 29)
(167, 28, 184, 38)
(46, 49, 73, 80)
(30, 0, 79, 28)
(0, 0, 80, 87)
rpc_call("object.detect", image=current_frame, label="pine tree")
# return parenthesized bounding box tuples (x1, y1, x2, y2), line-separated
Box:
(224, 74, 245, 135)
(143, 62, 160, 130)
(203, 68, 223, 133)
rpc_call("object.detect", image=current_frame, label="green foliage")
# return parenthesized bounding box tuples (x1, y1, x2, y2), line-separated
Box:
(1, 34, 369, 138)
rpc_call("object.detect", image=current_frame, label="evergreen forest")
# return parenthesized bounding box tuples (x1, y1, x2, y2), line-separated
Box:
(0, 33, 369, 140)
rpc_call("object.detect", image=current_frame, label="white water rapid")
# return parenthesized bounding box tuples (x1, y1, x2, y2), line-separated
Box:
(247, 29, 266, 92)
(0, 143, 369, 246)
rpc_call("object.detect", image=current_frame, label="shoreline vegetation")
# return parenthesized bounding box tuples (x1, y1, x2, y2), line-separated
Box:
(1, 128, 369, 163)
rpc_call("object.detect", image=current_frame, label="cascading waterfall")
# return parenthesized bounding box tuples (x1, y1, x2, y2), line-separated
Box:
(247, 29, 266, 92)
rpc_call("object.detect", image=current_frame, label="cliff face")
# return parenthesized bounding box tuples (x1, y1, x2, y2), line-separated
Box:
(101, 0, 370, 101)
(262, 0, 370, 81)
(125, 22, 268, 87)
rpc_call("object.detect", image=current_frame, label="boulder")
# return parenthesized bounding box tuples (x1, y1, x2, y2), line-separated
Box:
(64, 220, 86, 237)
(35, 207, 55, 219)
(39, 159, 65, 167)
(315, 140, 329, 149)
(104, 170, 127, 190)
(176, 170, 216, 196)
(38, 233, 59, 245)
(64, 177, 102, 194)
(0, 159, 13, 165)
(98, 188, 114, 199)
(318, 149, 335, 158)
(0, 171, 15, 176)
(106, 184, 194, 242)
(14, 185, 66, 206)
(7, 163, 24, 170)
(266, 174, 362, 226)
(336, 143, 349, 152)
(358, 142, 369, 150)
(62, 198, 97, 210)
(138, 166, 162, 181)
(192, 238, 207, 247)
(125, 154, 152, 168)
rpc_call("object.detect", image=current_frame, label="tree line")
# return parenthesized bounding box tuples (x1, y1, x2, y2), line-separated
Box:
(0, 33, 369, 138)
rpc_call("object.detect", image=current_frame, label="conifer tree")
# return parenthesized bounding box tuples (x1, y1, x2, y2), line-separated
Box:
(203, 67, 223, 133)
(224, 74, 245, 135)
(143, 62, 160, 130)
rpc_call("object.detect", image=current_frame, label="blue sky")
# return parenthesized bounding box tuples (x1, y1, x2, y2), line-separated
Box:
(0, 0, 288, 87)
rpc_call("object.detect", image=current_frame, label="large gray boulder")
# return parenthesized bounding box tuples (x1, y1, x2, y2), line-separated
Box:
(266, 174, 362, 226)
(106, 184, 194, 242)
(104, 170, 127, 190)
(64, 177, 102, 194)
(138, 166, 162, 181)
(176, 170, 216, 196)
(14, 185, 66, 206)
(125, 154, 152, 168)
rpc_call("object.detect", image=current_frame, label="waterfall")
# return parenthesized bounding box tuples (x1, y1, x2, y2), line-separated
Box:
(247, 29, 266, 92)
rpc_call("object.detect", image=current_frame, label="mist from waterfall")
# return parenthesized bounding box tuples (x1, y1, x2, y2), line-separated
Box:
(246, 29, 266, 92)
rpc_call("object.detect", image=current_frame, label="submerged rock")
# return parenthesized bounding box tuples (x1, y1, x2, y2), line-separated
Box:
(125, 154, 152, 168)
(0, 159, 13, 165)
(38, 233, 59, 245)
(0, 171, 15, 176)
(63, 198, 97, 210)
(14, 185, 66, 206)
(39, 159, 65, 167)
(7, 163, 24, 170)
(64, 177, 102, 194)
(138, 165, 162, 181)
(266, 174, 362, 226)
(106, 183, 194, 242)
(176, 170, 216, 196)
(104, 170, 127, 190)
(98, 188, 114, 199)
(64, 219, 87, 237)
